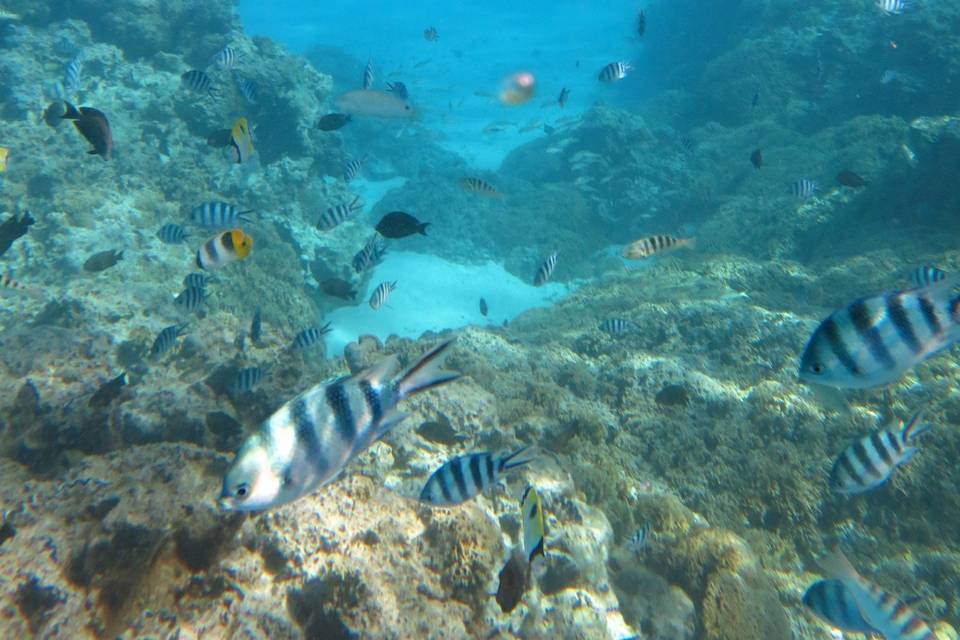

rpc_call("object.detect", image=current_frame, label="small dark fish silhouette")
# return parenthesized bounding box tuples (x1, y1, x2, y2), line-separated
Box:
(321, 277, 357, 300)
(206, 128, 233, 148)
(375, 211, 430, 238)
(495, 550, 529, 613)
(636, 10, 646, 37)
(558, 87, 570, 108)
(479, 297, 488, 316)
(750, 148, 763, 169)
(751, 89, 759, 109)
(250, 308, 262, 344)
(316, 113, 352, 131)
(836, 170, 868, 188)
(88, 372, 128, 408)
(0, 211, 35, 257)
(43, 101, 65, 128)
(62, 102, 113, 160)
(83, 249, 123, 273)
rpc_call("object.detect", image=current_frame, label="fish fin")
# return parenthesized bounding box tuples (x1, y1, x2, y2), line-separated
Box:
(817, 549, 859, 583)
(501, 445, 533, 470)
(61, 101, 81, 119)
(394, 339, 460, 400)
(357, 354, 399, 386)
(901, 410, 930, 443)
(899, 447, 919, 466)
(373, 410, 409, 441)
(86, 149, 98, 155)
(419, 223, 430, 236)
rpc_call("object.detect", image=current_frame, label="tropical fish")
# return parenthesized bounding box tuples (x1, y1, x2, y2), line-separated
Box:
(459, 177, 501, 197)
(219, 339, 460, 511)
(790, 178, 819, 199)
(183, 272, 213, 289)
(495, 549, 529, 614)
(173, 286, 206, 313)
(0, 147, 7, 172)
(64, 55, 82, 94)
(751, 88, 760, 109)
(622, 235, 694, 259)
(43, 101, 65, 128)
(386, 81, 409, 100)
(362, 57, 375, 90)
(750, 148, 762, 169)
(598, 61, 631, 83)
(520, 486, 546, 563)
(424, 26, 439, 41)
(231, 366, 263, 393)
(320, 277, 357, 300)
(158, 223, 189, 244)
(353, 235, 387, 273)
(343, 157, 364, 182)
(0, 269, 40, 298)
(195, 229, 253, 270)
(228, 117, 255, 164)
(317, 196, 363, 231)
(375, 211, 430, 238)
(88, 372, 128, 409)
(678, 135, 696, 155)
(61, 102, 112, 160)
(479, 297, 488, 316)
(636, 10, 646, 37)
(558, 87, 570, 108)
(234, 73, 256, 104)
(910, 266, 946, 289)
(190, 201, 253, 227)
(419, 447, 532, 506)
(250, 307, 262, 344)
(798, 276, 960, 388)
(151, 323, 187, 358)
(292, 323, 331, 351)
(335, 90, 414, 119)
(878, 0, 909, 15)
(181, 69, 215, 96)
(836, 170, 868, 188)
(626, 523, 650, 554)
(802, 580, 875, 634)
(213, 46, 242, 70)
(316, 113, 352, 131)
(599, 319, 638, 335)
(817, 550, 936, 639)
(533, 252, 558, 286)
(369, 281, 396, 310)
(830, 411, 929, 496)
(83, 249, 123, 273)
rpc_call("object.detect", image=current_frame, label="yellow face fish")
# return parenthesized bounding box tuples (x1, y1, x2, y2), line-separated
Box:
(0, 147, 8, 172)
(520, 485, 545, 563)
(196, 228, 253, 270)
(229, 117, 255, 164)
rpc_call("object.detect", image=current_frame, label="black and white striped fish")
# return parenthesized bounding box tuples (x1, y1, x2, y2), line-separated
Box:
(790, 178, 819, 199)
(802, 580, 874, 634)
(386, 81, 408, 100)
(151, 323, 187, 358)
(181, 69, 216, 96)
(830, 411, 929, 495)
(174, 286, 206, 313)
(626, 523, 650, 554)
(183, 272, 214, 289)
(220, 339, 460, 511)
(234, 73, 257, 104)
(158, 223, 189, 244)
(598, 61, 631, 83)
(799, 276, 960, 388)
(878, 0, 910, 14)
(343, 157, 364, 182)
(353, 235, 387, 273)
(533, 252, 558, 287)
(911, 266, 946, 289)
(190, 202, 253, 227)
(369, 281, 396, 310)
(292, 323, 331, 351)
(64, 55, 82, 94)
(419, 447, 532, 506)
(213, 46, 243, 70)
(317, 196, 362, 231)
(231, 366, 263, 393)
(599, 319, 638, 335)
(362, 57, 375, 89)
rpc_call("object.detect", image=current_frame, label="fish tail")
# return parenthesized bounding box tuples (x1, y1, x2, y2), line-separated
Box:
(394, 339, 460, 400)
(501, 445, 533, 470)
(902, 410, 930, 443)
(419, 222, 431, 236)
(61, 101, 81, 120)
(817, 549, 860, 585)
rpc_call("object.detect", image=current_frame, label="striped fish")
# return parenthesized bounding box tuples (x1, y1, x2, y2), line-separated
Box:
(158, 223, 189, 244)
(798, 276, 960, 388)
(232, 366, 263, 393)
(598, 61, 631, 83)
(343, 157, 364, 182)
(0, 269, 40, 298)
(817, 550, 936, 640)
(196, 229, 253, 270)
(878, 0, 909, 14)
(173, 286, 206, 313)
(386, 81, 408, 100)
(190, 202, 253, 227)
(622, 235, 694, 260)
(229, 117, 255, 164)
(830, 411, 929, 496)
(219, 339, 460, 511)
(362, 57, 375, 89)
(520, 485, 546, 563)
(353, 235, 387, 273)
(369, 281, 396, 310)
(234, 73, 256, 104)
(626, 523, 650, 554)
(213, 46, 243, 70)
(151, 323, 187, 358)
(317, 196, 362, 231)
(419, 447, 532, 506)
(181, 69, 215, 96)
(533, 252, 558, 287)
(183, 272, 213, 289)
(790, 178, 819, 199)
(459, 177, 501, 197)
(292, 323, 331, 351)
(599, 318, 638, 335)
(63, 55, 82, 94)
(803, 580, 875, 634)
(910, 266, 946, 289)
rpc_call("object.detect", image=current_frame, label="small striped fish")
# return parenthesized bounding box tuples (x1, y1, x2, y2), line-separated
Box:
(622, 235, 694, 260)
(802, 580, 874, 634)
(420, 447, 532, 506)
(317, 196, 362, 231)
(0, 269, 39, 298)
(231, 366, 263, 393)
(181, 69, 215, 96)
(362, 57, 375, 89)
(343, 157, 364, 182)
(173, 286, 206, 313)
(190, 202, 252, 227)
(533, 252, 558, 287)
(64, 55, 82, 94)
(817, 550, 936, 640)
(799, 276, 960, 388)
(213, 46, 242, 70)
(183, 272, 213, 289)
(386, 81, 408, 100)
(234, 73, 256, 104)
(292, 323, 331, 351)
(151, 323, 187, 358)
(910, 266, 946, 289)
(369, 281, 396, 310)
(353, 235, 387, 273)
(626, 523, 650, 554)
(157, 223, 188, 244)
(459, 177, 501, 197)
(598, 61, 631, 83)
(790, 178, 819, 198)
(599, 318, 638, 335)
(521, 486, 546, 563)
(878, 0, 909, 14)
(830, 411, 929, 496)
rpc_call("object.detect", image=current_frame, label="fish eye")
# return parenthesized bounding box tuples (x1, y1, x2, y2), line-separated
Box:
(235, 483, 249, 498)
(810, 363, 824, 375)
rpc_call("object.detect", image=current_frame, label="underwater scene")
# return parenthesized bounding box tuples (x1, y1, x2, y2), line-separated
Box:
(3, 0, 960, 638)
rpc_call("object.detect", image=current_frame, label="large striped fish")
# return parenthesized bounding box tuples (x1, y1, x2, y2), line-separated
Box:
(220, 340, 460, 511)
(419, 447, 531, 506)
(817, 550, 937, 640)
(799, 276, 960, 388)
(802, 579, 875, 634)
(830, 411, 929, 496)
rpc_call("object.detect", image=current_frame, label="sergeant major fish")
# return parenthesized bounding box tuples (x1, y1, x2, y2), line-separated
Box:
(600, 318, 638, 335)
(622, 235, 694, 259)
(213, 45, 243, 70)
(362, 57, 375, 90)
(533, 252, 558, 286)
(911, 266, 946, 289)
(234, 73, 257, 104)
(420, 447, 532, 506)
(803, 580, 875, 635)
(598, 61, 631, 83)
(232, 366, 263, 393)
(293, 323, 332, 351)
(158, 223, 189, 244)
(151, 323, 187, 358)
(353, 235, 387, 273)
(369, 281, 396, 310)
(219, 339, 460, 511)
(173, 286, 206, 313)
(190, 201, 253, 227)
(318, 196, 362, 231)
(343, 157, 364, 182)
(790, 178, 819, 199)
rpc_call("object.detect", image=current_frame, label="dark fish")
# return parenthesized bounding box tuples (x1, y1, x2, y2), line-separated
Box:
(375, 211, 430, 238)
(0, 211, 35, 257)
(636, 10, 646, 37)
(420, 447, 531, 506)
(316, 113, 352, 131)
(543, 124, 555, 135)
(183, 272, 213, 289)
(151, 323, 187, 358)
(790, 178, 818, 198)
(83, 249, 123, 273)
(678, 136, 696, 155)
(317, 196, 362, 231)
(88, 372, 128, 408)
(558, 87, 570, 108)
(231, 366, 263, 393)
(206, 128, 233, 148)
(495, 550, 529, 614)
(386, 81, 409, 100)
(750, 148, 762, 169)
(751, 89, 759, 109)
(836, 170, 868, 188)
(911, 266, 946, 289)
(234, 73, 257, 104)
(293, 323, 331, 351)
(158, 223, 189, 244)
(181, 69, 215, 96)
(370, 281, 396, 310)
(802, 580, 874, 634)
(250, 308, 262, 344)
(213, 46, 243, 70)
(424, 26, 439, 41)
(43, 101, 65, 128)
(61, 102, 113, 160)
(533, 252, 558, 286)
(321, 277, 357, 300)
(173, 286, 206, 313)
(479, 297, 488, 316)
(353, 235, 387, 273)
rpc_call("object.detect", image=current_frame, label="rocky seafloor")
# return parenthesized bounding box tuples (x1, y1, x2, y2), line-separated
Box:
(2, 0, 960, 639)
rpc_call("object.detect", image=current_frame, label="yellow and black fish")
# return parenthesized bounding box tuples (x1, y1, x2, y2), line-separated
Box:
(229, 117, 255, 164)
(520, 485, 545, 563)
(196, 229, 253, 270)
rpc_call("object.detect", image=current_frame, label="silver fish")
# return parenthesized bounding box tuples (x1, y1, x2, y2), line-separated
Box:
(420, 447, 531, 506)
(802, 580, 874, 634)
(598, 61, 631, 83)
(318, 196, 362, 231)
(362, 57, 375, 89)
(910, 266, 946, 289)
(369, 281, 396, 310)
(151, 323, 187, 358)
(353, 235, 387, 273)
(790, 178, 819, 199)
(213, 45, 243, 70)
(533, 252, 558, 286)
(190, 201, 252, 227)
(219, 339, 460, 511)
(830, 411, 929, 495)
(173, 286, 206, 313)
(293, 323, 332, 351)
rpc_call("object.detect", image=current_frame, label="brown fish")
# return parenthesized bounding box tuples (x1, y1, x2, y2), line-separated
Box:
(622, 235, 694, 260)
(61, 102, 112, 160)
(316, 113, 352, 131)
(320, 277, 357, 300)
(836, 170, 868, 188)
(375, 212, 430, 238)
(83, 249, 124, 273)
(479, 297, 488, 316)
(335, 90, 415, 119)
(750, 148, 762, 169)
(495, 549, 529, 613)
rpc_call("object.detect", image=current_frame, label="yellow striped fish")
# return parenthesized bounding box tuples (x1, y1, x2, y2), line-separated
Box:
(520, 485, 545, 563)
(229, 117, 255, 164)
